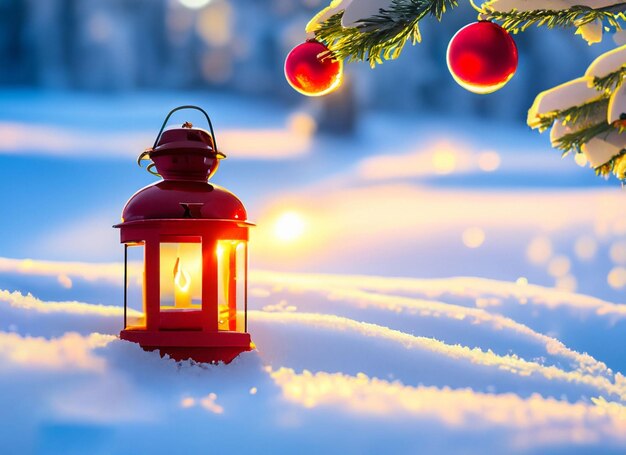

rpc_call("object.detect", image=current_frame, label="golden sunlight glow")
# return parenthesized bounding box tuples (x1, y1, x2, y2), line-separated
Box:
(274, 212, 307, 243)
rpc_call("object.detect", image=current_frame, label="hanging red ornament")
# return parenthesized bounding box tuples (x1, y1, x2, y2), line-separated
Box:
(284, 40, 343, 96)
(446, 21, 518, 95)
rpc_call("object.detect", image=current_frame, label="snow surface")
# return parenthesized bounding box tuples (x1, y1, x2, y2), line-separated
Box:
(0, 91, 625, 454)
(2, 267, 626, 454)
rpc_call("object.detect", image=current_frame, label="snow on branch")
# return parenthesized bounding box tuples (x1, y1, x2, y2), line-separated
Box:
(528, 48, 626, 181)
(313, 0, 458, 67)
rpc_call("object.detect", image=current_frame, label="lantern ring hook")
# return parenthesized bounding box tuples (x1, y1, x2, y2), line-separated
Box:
(137, 105, 223, 175)
(153, 105, 221, 155)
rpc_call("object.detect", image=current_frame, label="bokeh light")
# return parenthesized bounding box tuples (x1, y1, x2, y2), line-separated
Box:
(526, 236, 553, 265)
(432, 149, 457, 175)
(548, 256, 571, 278)
(607, 267, 626, 290)
(574, 153, 588, 167)
(478, 151, 501, 172)
(178, 0, 212, 9)
(574, 236, 597, 261)
(462, 227, 485, 249)
(610, 241, 626, 264)
(556, 275, 577, 292)
(196, 3, 232, 46)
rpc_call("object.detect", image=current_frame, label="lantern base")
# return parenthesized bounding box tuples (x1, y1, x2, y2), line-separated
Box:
(120, 328, 253, 364)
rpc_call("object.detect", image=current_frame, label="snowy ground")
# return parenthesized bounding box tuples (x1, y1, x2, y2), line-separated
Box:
(0, 90, 625, 454)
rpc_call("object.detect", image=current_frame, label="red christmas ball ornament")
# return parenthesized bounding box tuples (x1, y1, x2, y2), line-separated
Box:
(285, 40, 343, 97)
(447, 21, 518, 94)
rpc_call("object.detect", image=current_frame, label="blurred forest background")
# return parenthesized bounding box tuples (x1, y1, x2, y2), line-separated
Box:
(0, 0, 618, 129)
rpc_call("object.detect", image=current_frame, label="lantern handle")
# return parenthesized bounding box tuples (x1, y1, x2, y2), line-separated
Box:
(152, 105, 220, 154)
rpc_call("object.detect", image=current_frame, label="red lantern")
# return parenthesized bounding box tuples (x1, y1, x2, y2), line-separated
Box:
(115, 106, 253, 364)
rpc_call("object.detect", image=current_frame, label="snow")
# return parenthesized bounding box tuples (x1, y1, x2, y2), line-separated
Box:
(342, 0, 387, 28)
(608, 82, 626, 123)
(527, 77, 602, 126)
(583, 129, 626, 167)
(586, 43, 626, 80)
(1, 90, 625, 454)
(528, 46, 626, 169)
(3, 269, 626, 454)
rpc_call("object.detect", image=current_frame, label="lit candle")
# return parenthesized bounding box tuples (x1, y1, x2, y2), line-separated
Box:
(173, 257, 192, 308)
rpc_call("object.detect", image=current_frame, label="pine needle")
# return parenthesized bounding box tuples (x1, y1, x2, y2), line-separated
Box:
(482, 5, 624, 33)
(555, 122, 615, 154)
(314, 0, 458, 67)
(593, 66, 626, 92)
(534, 97, 610, 131)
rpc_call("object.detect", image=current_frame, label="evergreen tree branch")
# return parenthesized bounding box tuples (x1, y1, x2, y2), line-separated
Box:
(593, 66, 626, 92)
(314, 0, 458, 67)
(554, 122, 615, 154)
(533, 96, 610, 131)
(595, 150, 626, 180)
(481, 5, 625, 33)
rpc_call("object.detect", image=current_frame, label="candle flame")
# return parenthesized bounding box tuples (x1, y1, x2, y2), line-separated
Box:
(173, 257, 191, 292)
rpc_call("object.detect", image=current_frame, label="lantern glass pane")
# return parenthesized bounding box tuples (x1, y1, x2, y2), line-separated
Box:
(127, 244, 146, 328)
(236, 242, 246, 332)
(217, 240, 242, 331)
(159, 242, 202, 310)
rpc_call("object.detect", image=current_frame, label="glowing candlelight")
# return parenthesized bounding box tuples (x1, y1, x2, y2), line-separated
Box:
(173, 257, 192, 308)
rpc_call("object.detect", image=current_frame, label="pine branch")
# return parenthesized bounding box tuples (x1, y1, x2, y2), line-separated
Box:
(554, 122, 615, 154)
(593, 66, 626, 92)
(595, 149, 626, 180)
(314, 0, 458, 67)
(481, 5, 625, 34)
(533, 96, 609, 131)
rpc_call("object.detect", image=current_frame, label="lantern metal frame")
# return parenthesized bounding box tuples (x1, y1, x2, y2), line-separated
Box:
(117, 219, 253, 363)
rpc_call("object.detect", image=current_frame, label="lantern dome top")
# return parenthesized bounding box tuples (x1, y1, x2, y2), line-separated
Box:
(120, 105, 247, 223)
(121, 181, 247, 222)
